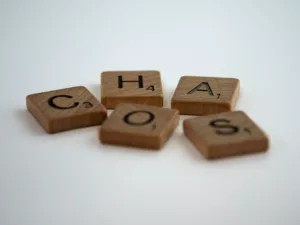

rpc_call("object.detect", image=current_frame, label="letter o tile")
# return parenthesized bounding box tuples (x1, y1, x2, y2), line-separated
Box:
(99, 103, 179, 149)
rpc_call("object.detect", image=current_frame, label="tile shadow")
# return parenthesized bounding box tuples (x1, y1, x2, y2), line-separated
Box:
(14, 109, 46, 136)
(88, 83, 101, 101)
(163, 85, 176, 108)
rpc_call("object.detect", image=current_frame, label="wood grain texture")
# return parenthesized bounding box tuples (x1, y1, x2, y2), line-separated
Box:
(101, 71, 163, 109)
(26, 86, 107, 133)
(183, 111, 269, 159)
(99, 103, 179, 149)
(171, 76, 240, 115)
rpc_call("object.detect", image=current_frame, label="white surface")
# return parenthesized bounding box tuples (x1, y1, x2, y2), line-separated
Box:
(1, 0, 300, 225)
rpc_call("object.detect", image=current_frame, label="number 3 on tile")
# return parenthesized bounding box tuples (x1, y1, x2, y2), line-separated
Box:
(146, 85, 155, 91)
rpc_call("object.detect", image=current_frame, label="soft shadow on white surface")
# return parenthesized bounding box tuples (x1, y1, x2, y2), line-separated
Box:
(170, 131, 206, 162)
(88, 83, 114, 116)
(15, 109, 47, 136)
(88, 83, 101, 101)
(234, 86, 244, 111)
(208, 149, 270, 165)
(98, 142, 163, 158)
(163, 85, 176, 108)
(162, 81, 175, 108)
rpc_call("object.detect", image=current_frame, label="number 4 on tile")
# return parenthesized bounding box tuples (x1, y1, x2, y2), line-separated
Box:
(146, 85, 155, 91)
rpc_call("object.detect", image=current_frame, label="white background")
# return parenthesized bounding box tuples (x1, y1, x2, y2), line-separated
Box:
(1, 0, 300, 225)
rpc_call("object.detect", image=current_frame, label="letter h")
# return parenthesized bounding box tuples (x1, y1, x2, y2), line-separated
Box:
(118, 75, 143, 88)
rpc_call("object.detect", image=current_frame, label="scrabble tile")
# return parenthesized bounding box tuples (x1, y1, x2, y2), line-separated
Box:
(183, 111, 269, 159)
(171, 76, 240, 115)
(99, 103, 179, 149)
(101, 70, 163, 109)
(26, 86, 107, 133)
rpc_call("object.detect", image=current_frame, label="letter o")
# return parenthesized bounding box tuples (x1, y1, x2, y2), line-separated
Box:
(123, 110, 155, 126)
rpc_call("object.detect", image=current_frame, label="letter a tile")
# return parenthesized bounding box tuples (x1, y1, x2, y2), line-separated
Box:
(26, 86, 107, 133)
(99, 103, 179, 149)
(101, 71, 163, 109)
(171, 76, 240, 115)
(183, 111, 269, 159)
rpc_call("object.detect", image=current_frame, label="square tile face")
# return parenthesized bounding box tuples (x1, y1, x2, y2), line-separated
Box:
(171, 76, 240, 115)
(183, 111, 269, 159)
(26, 86, 107, 133)
(99, 103, 179, 149)
(101, 71, 163, 109)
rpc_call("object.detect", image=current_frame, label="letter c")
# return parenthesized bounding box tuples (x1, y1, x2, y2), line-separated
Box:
(48, 95, 79, 109)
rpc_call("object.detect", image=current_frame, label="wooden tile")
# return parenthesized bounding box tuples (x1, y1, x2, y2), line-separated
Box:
(171, 76, 240, 115)
(26, 86, 107, 133)
(101, 70, 163, 109)
(99, 103, 179, 149)
(183, 111, 269, 159)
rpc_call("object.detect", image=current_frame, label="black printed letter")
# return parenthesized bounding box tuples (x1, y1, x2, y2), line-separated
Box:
(123, 110, 155, 126)
(48, 95, 79, 110)
(187, 82, 214, 96)
(118, 75, 143, 88)
(209, 119, 239, 135)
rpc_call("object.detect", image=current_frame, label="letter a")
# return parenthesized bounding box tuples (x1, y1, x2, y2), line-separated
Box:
(187, 82, 214, 96)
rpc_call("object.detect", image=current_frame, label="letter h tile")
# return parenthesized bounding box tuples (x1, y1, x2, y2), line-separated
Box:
(101, 71, 164, 109)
